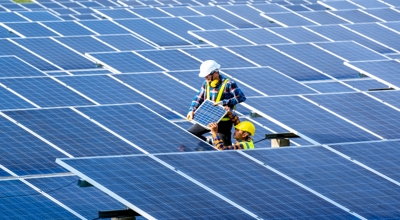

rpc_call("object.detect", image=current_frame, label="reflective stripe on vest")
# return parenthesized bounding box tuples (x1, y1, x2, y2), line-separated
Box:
(240, 140, 254, 149)
(206, 79, 229, 102)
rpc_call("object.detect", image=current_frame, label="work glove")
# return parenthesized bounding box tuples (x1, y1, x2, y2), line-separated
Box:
(187, 111, 194, 121)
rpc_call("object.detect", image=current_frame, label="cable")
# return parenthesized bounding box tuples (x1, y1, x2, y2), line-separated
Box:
(253, 137, 267, 144)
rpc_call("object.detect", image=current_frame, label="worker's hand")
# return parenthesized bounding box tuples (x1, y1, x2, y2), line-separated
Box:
(213, 101, 222, 106)
(208, 122, 218, 134)
(186, 111, 194, 121)
(223, 106, 230, 111)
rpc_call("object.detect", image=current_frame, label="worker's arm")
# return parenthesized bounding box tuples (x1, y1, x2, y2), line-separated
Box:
(220, 80, 246, 107)
(225, 109, 240, 126)
(208, 122, 243, 150)
(188, 82, 207, 119)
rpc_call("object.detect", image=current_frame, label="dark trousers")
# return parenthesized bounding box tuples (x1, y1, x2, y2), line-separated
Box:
(188, 119, 233, 146)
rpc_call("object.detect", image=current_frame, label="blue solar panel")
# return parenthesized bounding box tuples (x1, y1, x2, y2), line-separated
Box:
(158, 7, 201, 16)
(42, 21, 97, 36)
(0, 56, 45, 77)
(0, 180, 79, 219)
(27, 176, 124, 220)
(344, 23, 400, 51)
(57, 155, 251, 219)
(303, 81, 356, 93)
(345, 60, 400, 88)
(88, 51, 165, 73)
(192, 5, 257, 28)
(4, 107, 146, 156)
(306, 92, 400, 139)
(95, 34, 155, 50)
(0, 116, 69, 175)
(368, 90, 400, 107)
(17, 11, 62, 21)
(189, 30, 252, 46)
(308, 25, 395, 54)
(252, 3, 291, 13)
(95, 8, 139, 19)
(75, 104, 213, 152)
(353, 0, 390, 9)
(138, 49, 199, 71)
(245, 96, 379, 144)
(0, 12, 28, 22)
(344, 78, 388, 91)
(12, 38, 96, 70)
(302, 11, 349, 25)
(329, 141, 400, 182)
(129, 8, 170, 17)
(314, 41, 389, 61)
(0, 25, 20, 39)
(284, 4, 309, 12)
(331, 9, 381, 23)
(181, 15, 237, 29)
(55, 36, 116, 54)
(245, 147, 400, 218)
(318, 1, 359, 10)
(4, 22, 60, 37)
(0, 77, 94, 107)
(261, 12, 317, 26)
(272, 43, 359, 79)
(149, 17, 201, 43)
(231, 28, 290, 44)
(115, 19, 191, 46)
(114, 73, 197, 116)
(193, 99, 226, 128)
(267, 26, 328, 43)
(221, 5, 281, 27)
(78, 20, 132, 35)
(1, 4, 26, 12)
(223, 67, 317, 95)
(182, 47, 257, 69)
(229, 45, 329, 81)
(0, 86, 36, 110)
(382, 21, 400, 32)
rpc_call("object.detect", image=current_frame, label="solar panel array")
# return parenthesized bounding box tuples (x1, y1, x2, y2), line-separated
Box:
(1, 0, 400, 218)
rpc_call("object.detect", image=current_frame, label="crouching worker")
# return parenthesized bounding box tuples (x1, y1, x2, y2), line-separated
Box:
(208, 113, 255, 150)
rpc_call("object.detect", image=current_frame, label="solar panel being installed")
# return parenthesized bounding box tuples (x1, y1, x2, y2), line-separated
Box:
(193, 99, 227, 128)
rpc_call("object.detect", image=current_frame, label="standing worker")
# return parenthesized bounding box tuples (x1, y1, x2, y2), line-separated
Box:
(208, 113, 256, 150)
(187, 60, 246, 146)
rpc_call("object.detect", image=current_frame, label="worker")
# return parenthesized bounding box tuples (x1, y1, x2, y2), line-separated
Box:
(208, 113, 255, 150)
(187, 60, 246, 146)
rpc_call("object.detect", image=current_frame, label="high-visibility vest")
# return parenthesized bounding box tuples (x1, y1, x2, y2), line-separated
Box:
(206, 79, 229, 103)
(239, 140, 254, 149)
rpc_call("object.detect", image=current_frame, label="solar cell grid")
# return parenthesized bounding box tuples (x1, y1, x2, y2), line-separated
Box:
(261, 12, 317, 26)
(330, 9, 381, 23)
(192, 6, 257, 28)
(245, 96, 379, 144)
(17, 11, 62, 21)
(228, 45, 329, 81)
(267, 26, 328, 43)
(55, 36, 117, 54)
(57, 155, 250, 219)
(95, 8, 139, 19)
(94, 34, 155, 50)
(42, 21, 97, 36)
(232, 28, 290, 44)
(0, 180, 79, 219)
(0, 12, 27, 22)
(78, 20, 132, 35)
(221, 5, 280, 27)
(149, 17, 201, 43)
(189, 29, 251, 46)
(0, 56, 45, 78)
(0, 77, 94, 107)
(4, 22, 60, 37)
(303, 81, 356, 93)
(245, 147, 400, 218)
(182, 15, 237, 29)
(193, 99, 227, 128)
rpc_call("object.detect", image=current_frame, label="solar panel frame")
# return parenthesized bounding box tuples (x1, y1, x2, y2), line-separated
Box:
(193, 99, 227, 129)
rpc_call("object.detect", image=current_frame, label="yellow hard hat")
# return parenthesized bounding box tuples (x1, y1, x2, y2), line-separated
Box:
(235, 121, 255, 136)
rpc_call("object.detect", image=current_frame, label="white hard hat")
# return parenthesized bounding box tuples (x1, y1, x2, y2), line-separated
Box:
(198, 60, 221, 77)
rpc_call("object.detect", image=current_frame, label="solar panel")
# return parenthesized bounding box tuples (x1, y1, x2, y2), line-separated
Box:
(182, 15, 237, 29)
(231, 28, 291, 44)
(228, 45, 329, 81)
(369, 90, 400, 109)
(12, 38, 96, 70)
(305, 92, 400, 139)
(94, 8, 139, 19)
(0, 77, 95, 107)
(17, 11, 62, 21)
(149, 17, 201, 43)
(87, 51, 165, 73)
(344, 78, 388, 91)
(298, 11, 350, 25)
(303, 81, 356, 93)
(271, 43, 360, 79)
(137, 49, 200, 71)
(27, 176, 125, 220)
(245, 96, 379, 144)
(54, 36, 116, 54)
(78, 20, 132, 35)
(345, 60, 400, 89)
(220, 5, 281, 27)
(95, 34, 155, 51)
(307, 24, 396, 54)
(189, 29, 252, 46)
(192, 99, 227, 128)
(329, 141, 400, 182)
(129, 8, 170, 17)
(42, 21, 97, 36)
(330, 9, 381, 23)
(0, 56, 46, 77)
(245, 146, 400, 218)
(0, 180, 79, 219)
(267, 26, 328, 43)
(261, 12, 317, 26)
(3, 22, 60, 37)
